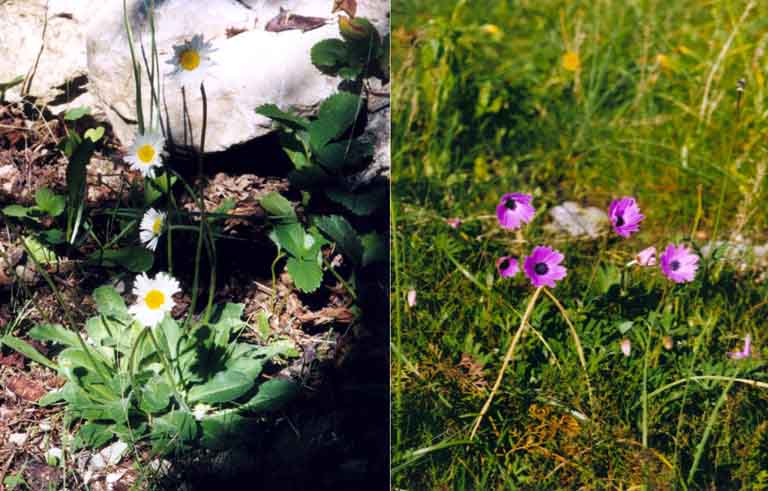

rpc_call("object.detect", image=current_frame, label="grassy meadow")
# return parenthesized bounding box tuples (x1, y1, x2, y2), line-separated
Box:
(391, 0, 768, 488)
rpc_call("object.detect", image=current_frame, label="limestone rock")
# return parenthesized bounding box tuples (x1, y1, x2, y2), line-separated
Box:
(86, 0, 390, 151)
(0, 0, 89, 103)
(545, 201, 609, 238)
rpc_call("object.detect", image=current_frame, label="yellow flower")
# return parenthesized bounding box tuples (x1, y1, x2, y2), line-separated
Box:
(656, 53, 671, 71)
(561, 51, 581, 72)
(480, 24, 503, 42)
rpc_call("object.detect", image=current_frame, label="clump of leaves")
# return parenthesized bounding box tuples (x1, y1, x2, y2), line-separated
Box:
(2, 285, 299, 453)
(311, 16, 389, 82)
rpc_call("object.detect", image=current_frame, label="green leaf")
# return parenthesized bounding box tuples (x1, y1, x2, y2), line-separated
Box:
(288, 165, 332, 189)
(209, 303, 246, 348)
(63, 106, 91, 121)
(0, 335, 58, 370)
(90, 247, 154, 272)
(84, 126, 105, 142)
(241, 379, 299, 412)
(139, 377, 171, 413)
(188, 370, 254, 404)
(260, 192, 297, 221)
(326, 183, 386, 216)
(28, 323, 81, 348)
(34, 188, 66, 217)
(361, 232, 387, 266)
(38, 388, 65, 407)
(0, 75, 24, 91)
(255, 104, 310, 130)
(39, 229, 65, 245)
(617, 321, 634, 334)
(23, 236, 58, 265)
(286, 257, 323, 293)
(314, 139, 372, 171)
(309, 92, 362, 150)
(144, 173, 177, 205)
(314, 215, 363, 266)
(2, 204, 32, 219)
(71, 422, 113, 450)
(92, 285, 129, 319)
(310, 38, 349, 75)
(273, 223, 308, 258)
(154, 410, 198, 442)
(200, 413, 256, 450)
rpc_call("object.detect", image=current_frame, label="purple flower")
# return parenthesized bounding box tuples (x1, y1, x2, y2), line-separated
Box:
(446, 218, 462, 229)
(496, 193, 535, 230)
(636, 246, 657, 266)
(496, 256, 519, 278)
(660, 244, 699, 283)
(608, 197, 645, 238)
(727, 334, 752, 360)
(523, 246, 567, 288)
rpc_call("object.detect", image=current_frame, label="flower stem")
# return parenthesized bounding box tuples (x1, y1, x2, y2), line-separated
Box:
(146, 325, 189, 412)
(470, 286, 543, 440)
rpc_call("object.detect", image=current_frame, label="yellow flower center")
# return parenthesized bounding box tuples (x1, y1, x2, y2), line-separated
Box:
(144, 289, 165, 310)
(152, 217, 163, 235)
(562, 51, 581, 72)
(179, 49, 201, 71)
(137, 144, 156, 164)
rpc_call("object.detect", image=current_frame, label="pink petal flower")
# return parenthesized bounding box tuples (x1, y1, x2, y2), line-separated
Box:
(608, 197, 645, 238)
(446, 218, 462, 229)
(496, 256, 520, 278)
(636, 246, 657, 267)
(728, 334, 752, 360)
(407, 289, 417, 308)
(496, 193, 535, 230)
(522, 246, 567, 288)
(660, 243, 699, 283)
(620, 338, 631, 357)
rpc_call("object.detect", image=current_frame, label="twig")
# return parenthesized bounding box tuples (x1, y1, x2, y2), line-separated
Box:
(21, 0, 49, 97)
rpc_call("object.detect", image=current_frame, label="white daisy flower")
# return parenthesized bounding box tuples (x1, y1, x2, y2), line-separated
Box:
(140, 208, 166, 251)
(167, 34, 215, 88)
(125, 131, 165, 179)
(128, 272, 181, 327)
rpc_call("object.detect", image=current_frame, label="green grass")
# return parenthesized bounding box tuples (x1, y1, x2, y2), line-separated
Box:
(391, 0, 768, 488)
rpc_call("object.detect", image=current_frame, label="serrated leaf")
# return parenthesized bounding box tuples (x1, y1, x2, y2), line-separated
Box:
(0, 335, 58, 370)
(286, 257, 323, 293)
(310, 38, 349, 76)
(260, 192, 297, 221)
(89, 247, 154, 272)
(92, 286, 129, 319)
(273, 223, 307, 258)
(153, 410, 198, 441)
(255, 104, 310, 129)
(314, 215, 363, 266)
(309, 92, 362, 149)
(188, 370, 254, 404)
(140, 377, 171, 413)
(28, 323, 80, 348)
(288, 165, 332, 189)
(241, 379, 299, 412)
(71, 422, 113, 450)
(326, 183, 386, 215)
(361, 232, 386, 266)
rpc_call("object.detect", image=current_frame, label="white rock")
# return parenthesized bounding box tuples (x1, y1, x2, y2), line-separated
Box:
(0, 0, 89, 103)
(99, 440, 129, 466)
(545, 201, 609, 238)
(85, 0, 389, 151)
(9, 433, 28, 446)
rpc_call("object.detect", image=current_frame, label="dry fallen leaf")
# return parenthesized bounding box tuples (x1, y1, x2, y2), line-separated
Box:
(332, 0, 357, 17)
(6, 374, 49, 402)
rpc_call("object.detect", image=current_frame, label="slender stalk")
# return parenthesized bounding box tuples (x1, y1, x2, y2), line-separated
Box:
(541, 288, 594, 410)
(146, 326, 189, 412)
(642, 320, 650, 447)
(324, 259, 358, 301)
(123, 0, 144, 133)
(166, 171, 174, 275)
(470, 287, 543, 440)
(22, 241, 110, 381)
(687, 380, 734, 485)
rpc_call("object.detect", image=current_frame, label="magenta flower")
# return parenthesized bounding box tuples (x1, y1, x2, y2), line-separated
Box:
(496, 256, 519, 278)
(523, 246, 567, 288)
(636, 246, 657, 266)
(496, 193, 535, 230)
(727, 334, 752, 360)
(608, 197, 644, 238)
(660, 244, 699, 283)
(446, 218, 462, 229)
